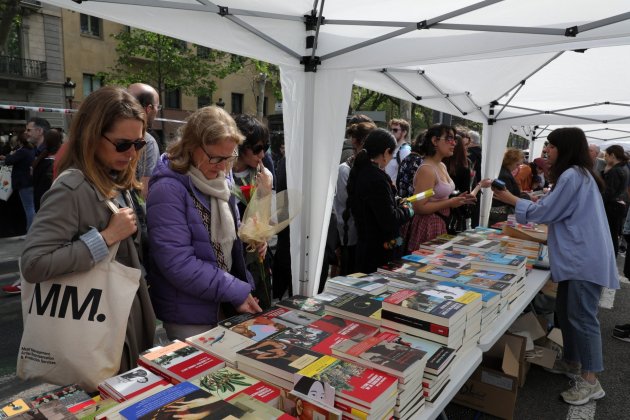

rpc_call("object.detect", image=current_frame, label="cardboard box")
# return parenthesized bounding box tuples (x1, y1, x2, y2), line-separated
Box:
(453, 333, 526, 420)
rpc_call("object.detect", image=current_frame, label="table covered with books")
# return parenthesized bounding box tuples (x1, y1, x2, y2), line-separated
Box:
(3, 227, 552, 420)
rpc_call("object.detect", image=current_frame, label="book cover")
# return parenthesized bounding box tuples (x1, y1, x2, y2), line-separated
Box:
(276, 295, 327, 316)
(459, 268, 517, 282)
(390, 333, 455, 375)
(286, 390, 342, 420)
(298, 355, 398, 410)
(29, 384, 96, 414)
(189, 366, 281, 406)
(272, 326, 333, 352)
(325, 274, 389, 295)
(308, 315, 378, 339)
(326, 293, 383, 326)
(434, 280, 500, 307)
(331, 332, 427, 379)
(382, 289, 467, 327)
(227, 393, 294, 419)
(186, 326, 256, 364)
(453, 276, 512, 295)
(119, 382, 245, 420)
(277, 310, 321, 327)
(219, 306, 295, 341)
(139, 340, 225, 382)
(236, 339, 326, 381)
(1, 399, 30, 418)
(99, 366, 170, 402)
(11, 401, 75, 420)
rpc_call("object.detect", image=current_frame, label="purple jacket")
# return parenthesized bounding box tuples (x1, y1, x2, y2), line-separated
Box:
(146, 155, 254, 325)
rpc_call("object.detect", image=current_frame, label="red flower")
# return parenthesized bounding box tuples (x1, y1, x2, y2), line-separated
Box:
(240, 185, 254, 202)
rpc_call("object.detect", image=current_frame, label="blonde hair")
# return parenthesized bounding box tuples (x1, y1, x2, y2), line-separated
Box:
(502, 148, 524, 168)
(57, 86, 146, 198)
(168, 106, 245, 173)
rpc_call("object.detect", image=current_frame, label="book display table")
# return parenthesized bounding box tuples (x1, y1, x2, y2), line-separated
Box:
(415, 268, 551, 419)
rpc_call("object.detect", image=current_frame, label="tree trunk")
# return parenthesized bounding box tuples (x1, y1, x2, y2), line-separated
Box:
(256, 73, 267, 120)
(400, 100, 412, 139)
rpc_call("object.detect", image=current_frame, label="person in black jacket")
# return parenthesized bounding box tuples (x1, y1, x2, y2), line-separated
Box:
(601, 145, 628, 256)
(32, 129, 63, 212)
(488, 148, 531, 227)
(346, 128, 414, 274)
(0, 131, 36, 230)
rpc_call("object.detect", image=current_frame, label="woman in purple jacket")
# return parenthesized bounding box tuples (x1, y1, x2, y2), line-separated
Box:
(146, 106, 262, 341)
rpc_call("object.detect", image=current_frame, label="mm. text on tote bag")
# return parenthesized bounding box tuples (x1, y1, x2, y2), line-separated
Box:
(17, 240, 140, 392)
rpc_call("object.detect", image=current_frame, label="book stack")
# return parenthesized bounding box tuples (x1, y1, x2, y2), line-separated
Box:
(323, 292, 387, 327)
(450, 234, 502, 254)
(380, 286, 482, 351)
(276, 294, 328, 317)
(298, 355, 399, 420)
(235, 339, 329, 390)
(330, 331, 427, 418)
(390, 332, 456, 406)
(190, 366, 283, 408)
(324, 273, 389, 296)
(138, 340, 225, 384)
(432, 280, 501, 333)
(98, 366, 170, 402)
(186, 325, 256, 367)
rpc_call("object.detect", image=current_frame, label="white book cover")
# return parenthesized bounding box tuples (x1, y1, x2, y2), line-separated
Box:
(186, 326, 256, 364)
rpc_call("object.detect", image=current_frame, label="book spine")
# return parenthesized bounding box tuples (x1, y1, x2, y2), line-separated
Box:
(381, 310, 450, 336)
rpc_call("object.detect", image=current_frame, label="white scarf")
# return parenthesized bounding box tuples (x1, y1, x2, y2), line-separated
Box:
(188, 166, 236, 270)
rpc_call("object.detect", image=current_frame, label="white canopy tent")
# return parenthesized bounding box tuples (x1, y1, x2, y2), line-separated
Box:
(41, 0, 630, 295)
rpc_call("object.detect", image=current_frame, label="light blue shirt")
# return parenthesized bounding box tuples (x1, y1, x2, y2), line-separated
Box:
(515, 166, 619, 289)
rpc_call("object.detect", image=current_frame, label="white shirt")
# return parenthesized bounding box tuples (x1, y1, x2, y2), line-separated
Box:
(384, 142, 411, 183)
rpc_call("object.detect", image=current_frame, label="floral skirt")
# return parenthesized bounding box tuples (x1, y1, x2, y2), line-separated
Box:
(402, 208, 450, 253)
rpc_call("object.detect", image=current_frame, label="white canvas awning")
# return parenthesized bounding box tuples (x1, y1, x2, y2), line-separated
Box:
(41, 0, 630, 294)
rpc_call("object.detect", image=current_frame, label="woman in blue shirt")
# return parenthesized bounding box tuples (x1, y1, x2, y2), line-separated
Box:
(489, 127, 619, 406)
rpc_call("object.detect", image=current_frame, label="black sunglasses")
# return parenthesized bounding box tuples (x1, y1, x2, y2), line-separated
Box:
(249, 143, 268, 154)
(102, 134, 147, 153)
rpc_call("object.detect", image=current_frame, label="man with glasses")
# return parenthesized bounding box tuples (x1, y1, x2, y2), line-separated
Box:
(128, 83, 161, 199)
(384, 118, 411, 183)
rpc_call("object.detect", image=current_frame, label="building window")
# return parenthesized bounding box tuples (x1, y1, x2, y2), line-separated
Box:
(165, 87, 181, 109)
(83, 74, 102, 96)
(197, 46, 212, 59)
(80, 14, 102, 38)
(231, 93, 244, 115)
(198, 95, 212, 109)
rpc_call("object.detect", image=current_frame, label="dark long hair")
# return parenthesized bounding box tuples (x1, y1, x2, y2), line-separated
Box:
(443, 134, 469, 176)
(417, 124, 454, 157)
(547, 127, 604, 191)
(344, 128, 396, 228)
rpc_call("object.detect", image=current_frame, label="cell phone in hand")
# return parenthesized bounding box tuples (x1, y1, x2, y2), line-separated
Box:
(491, 179, 506, 190)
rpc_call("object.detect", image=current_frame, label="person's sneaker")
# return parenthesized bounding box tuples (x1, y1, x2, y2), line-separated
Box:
(561, 377, 605, 405)
(614, 323, 630, 332)
(612, 328, 630, 342)
(1, 284, 21, 295)
(544, 358, 581, 378)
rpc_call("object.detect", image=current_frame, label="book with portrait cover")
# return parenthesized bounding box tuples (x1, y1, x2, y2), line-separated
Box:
(236, 339, 327, 382)
(186, 326, 256, 367)
(138, 340, 225, 384)
(219, 306, 297, 342)
(119, 382, 246, 420)
(330, 331, 428, 381)
(98, 366, 170, 402)
(286, 390, 342, 420)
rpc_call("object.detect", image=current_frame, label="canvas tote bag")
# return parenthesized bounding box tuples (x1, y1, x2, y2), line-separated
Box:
(17, 203, 141, 391)
(0, 165, 12, 201)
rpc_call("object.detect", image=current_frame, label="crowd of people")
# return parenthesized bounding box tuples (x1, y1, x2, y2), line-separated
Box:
(0, 85, 628, 405)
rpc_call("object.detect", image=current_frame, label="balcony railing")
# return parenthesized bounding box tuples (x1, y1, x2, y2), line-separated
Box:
(0, 56, 47, 81)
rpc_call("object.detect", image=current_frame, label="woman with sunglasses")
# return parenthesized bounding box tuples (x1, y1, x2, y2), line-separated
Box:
(232, 114, 273, 309)
(20, 86, 156, 374)
(403, 124, 476, 253)
(146, 106, 261, 341)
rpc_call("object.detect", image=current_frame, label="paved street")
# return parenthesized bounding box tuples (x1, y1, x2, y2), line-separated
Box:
(1, 235, 629, 418)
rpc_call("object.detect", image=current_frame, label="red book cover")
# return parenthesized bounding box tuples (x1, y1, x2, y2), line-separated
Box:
(309, 315, 378, 339)
(140, 340, 225, 382)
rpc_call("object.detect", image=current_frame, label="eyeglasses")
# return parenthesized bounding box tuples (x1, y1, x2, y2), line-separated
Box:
(250, 143, 268, 154)
(390, 128, 400, 133)
(202, 147, 239, 165)
(102, 134, 147, 153)
(440, 135, 456, 143)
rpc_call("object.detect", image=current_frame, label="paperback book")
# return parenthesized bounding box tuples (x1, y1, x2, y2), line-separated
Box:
(219, 306, 297, 341)
(138, 340, 225, 383)
(276, 295, 328, 316)
(29, 384, 96, 414)
(325, 273, 389, 296)
(324, 292, 388, 326)
(186, 325, 256, 366)
(285, 390, 342, 420)
(382, 288, 470, 327)
(98, 366, 170, 402)
(391, 333, 455, 376)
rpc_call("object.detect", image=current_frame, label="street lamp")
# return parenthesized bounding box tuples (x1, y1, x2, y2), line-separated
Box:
(215, 97, 225, 108)
(63, 77, 76, 109)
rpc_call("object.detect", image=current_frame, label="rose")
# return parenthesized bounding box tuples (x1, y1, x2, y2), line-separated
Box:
(240, 185, 254, 203)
